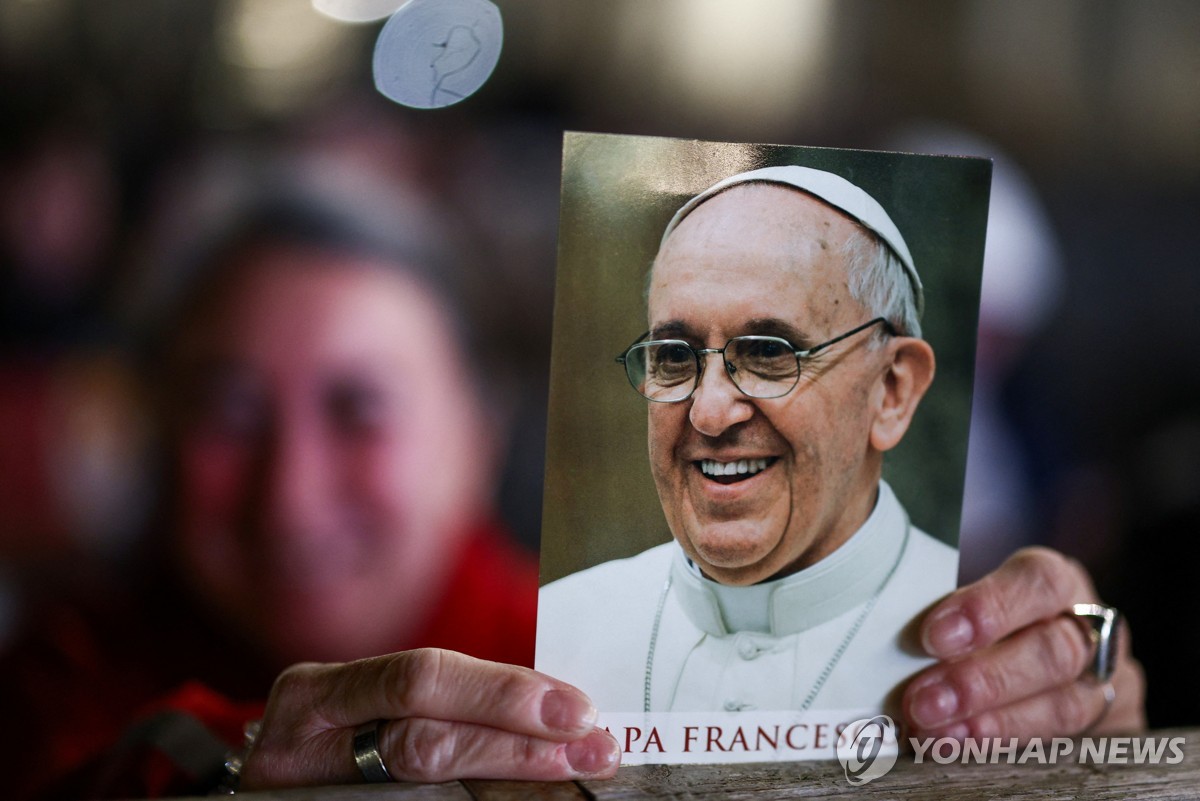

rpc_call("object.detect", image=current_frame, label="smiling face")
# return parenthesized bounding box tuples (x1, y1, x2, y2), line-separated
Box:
(647, 184, 897, 586)
(169, 243, 493, 665)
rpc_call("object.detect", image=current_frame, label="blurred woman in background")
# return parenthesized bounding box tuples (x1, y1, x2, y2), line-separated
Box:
(0, 153, 555, 798)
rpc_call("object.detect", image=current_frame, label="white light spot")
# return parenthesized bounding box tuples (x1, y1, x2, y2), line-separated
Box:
(312, 0, 407, 24)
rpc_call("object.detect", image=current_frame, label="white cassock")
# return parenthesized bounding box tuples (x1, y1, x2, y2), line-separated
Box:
(536, 481, 958, 714)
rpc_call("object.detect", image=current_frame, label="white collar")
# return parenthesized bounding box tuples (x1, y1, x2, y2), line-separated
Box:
(668, 481, 910, 636)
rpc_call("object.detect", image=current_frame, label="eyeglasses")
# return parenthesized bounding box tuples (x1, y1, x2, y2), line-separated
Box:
(616, 317, 895, 402)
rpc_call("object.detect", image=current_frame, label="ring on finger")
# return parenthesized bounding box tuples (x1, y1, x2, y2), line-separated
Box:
(353, 720, 394, 783)
(1070, 603, 1121, 683)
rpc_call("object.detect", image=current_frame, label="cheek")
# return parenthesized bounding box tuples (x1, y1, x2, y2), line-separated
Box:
(647, 407, 683, 474)
(414, 392, 486, 506)
(775, 390, 870, 502)
(337, 388, 488, 575)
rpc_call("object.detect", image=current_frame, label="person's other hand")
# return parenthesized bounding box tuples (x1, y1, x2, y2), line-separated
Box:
(240, 649, 620, 788)
(903, 547, 1145, 740)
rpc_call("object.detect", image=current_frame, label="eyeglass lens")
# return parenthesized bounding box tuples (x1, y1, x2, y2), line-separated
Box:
(625, 337, 799, 402)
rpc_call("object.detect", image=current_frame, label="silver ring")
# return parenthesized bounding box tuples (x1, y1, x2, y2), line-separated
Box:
(1071, 603, 1121, 683)
(353, 720, 394, 783)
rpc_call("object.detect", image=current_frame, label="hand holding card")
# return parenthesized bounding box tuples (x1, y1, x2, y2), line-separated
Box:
(240, 649, 619, 788)
(905, 547, 1145, 741)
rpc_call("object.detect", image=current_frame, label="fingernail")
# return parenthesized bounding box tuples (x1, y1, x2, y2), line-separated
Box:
(541, 689, 597, 733)
(912, 681, 959, 728)
(565, 730, 620, 775)
(926, 610, 974, 656)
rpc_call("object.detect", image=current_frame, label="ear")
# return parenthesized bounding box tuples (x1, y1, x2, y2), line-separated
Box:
(869, 337, 936, 452)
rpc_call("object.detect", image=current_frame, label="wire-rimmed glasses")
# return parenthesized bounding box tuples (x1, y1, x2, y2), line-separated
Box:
(616, 317, 895, 402)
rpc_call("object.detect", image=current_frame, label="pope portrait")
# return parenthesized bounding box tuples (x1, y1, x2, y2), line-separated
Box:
(537, 158, 965, 717)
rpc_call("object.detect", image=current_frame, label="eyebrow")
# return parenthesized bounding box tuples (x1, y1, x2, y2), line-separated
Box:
(649, 320, 696, 340)
(649, 317, 815, 348)
(741, 318, 814, 349)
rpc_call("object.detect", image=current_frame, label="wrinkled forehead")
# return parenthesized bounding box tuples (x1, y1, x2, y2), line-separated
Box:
(650, 184, 860, 287)
(647, 185, 864, 329)
(669, 181, 862, 246)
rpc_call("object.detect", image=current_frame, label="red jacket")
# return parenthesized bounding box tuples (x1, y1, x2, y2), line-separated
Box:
(0, 522, 539, 800)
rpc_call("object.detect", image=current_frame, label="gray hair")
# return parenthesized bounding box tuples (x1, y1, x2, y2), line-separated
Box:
(842, 226, 922, 340)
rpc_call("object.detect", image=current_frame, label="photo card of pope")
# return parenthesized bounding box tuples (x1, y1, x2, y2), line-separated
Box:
(536, 132, 991, 764)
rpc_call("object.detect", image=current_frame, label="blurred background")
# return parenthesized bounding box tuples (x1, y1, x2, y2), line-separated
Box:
(0, 0, 1196, 725)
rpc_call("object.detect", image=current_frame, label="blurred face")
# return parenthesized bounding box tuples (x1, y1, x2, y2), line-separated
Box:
(648, 185, 891, 586)
(171, 244, 492, 664)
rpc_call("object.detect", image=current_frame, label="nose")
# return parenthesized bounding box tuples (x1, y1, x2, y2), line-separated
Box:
(254, 415, 330, 542)
(688, 352, 755, 437)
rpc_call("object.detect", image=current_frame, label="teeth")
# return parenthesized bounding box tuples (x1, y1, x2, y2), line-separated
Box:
(700, 458, 770, 477)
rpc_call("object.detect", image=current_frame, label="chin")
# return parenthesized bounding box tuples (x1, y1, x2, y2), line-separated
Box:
(687, 536, 780, 584)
